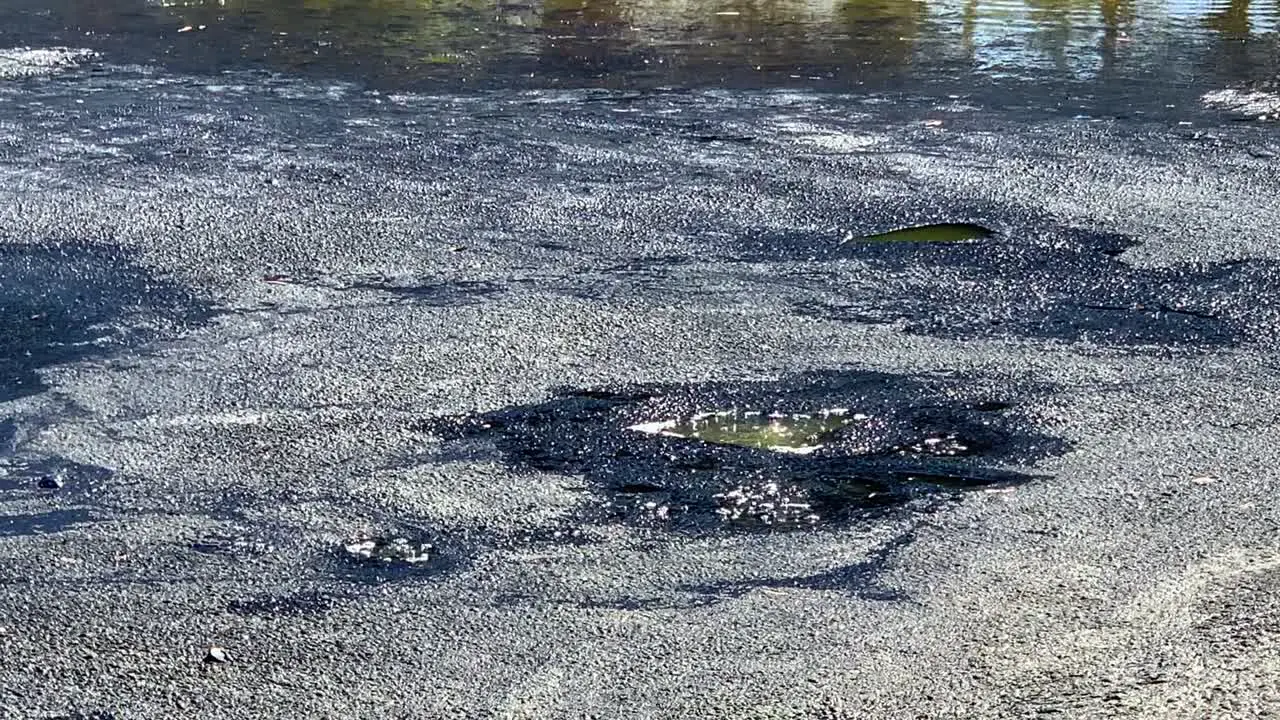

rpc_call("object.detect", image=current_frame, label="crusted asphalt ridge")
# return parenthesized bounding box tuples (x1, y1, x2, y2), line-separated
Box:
(2, 59, 1280, 719)
(751, 222, 1280, 349)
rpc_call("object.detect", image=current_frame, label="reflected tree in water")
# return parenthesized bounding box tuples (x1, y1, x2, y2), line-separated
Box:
(1098, 0, 1135, 77)
(125, 0, 533, 74)
(838, 0, 924, 73)
(1021, 0, 1105, 75)
(1204, 0, 1252, 39)
(538, 0, 639, 80)
(51, 0, 1280, 89)
(1200, 0, 1278, 85)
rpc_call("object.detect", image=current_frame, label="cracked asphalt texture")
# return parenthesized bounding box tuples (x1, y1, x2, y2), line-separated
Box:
(2, 47, 1280, 719)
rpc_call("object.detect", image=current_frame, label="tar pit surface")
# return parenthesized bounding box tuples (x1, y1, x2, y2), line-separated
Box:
(415, 369, 1066, 534)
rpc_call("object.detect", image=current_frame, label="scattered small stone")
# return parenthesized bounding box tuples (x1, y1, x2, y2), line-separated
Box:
(712, 481, 819, 526)
(204, 646, 230, 663)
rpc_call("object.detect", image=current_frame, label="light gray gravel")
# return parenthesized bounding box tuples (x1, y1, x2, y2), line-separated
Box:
(1, 54, 1279, 719)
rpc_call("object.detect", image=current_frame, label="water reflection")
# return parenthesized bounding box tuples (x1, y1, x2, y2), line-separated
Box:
(1204, 0, 1259, 38)
(628, 409, 860, 454)
(25, 0, 1280, 91)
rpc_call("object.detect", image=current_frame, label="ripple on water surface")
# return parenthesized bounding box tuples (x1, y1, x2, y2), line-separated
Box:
(3, 0, 1276, 106)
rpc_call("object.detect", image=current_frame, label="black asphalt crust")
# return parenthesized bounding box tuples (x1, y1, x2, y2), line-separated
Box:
(416, 370, 1064, 533)
(0, 242, 214, 402)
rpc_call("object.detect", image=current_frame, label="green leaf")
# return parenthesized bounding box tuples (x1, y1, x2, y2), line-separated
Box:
(850, 223, 994, 244)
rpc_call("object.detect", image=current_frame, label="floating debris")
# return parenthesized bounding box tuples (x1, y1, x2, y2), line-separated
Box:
(627, 408, 863, 454)
(343, 536, 432, 565)
(845, 223, 994, 244)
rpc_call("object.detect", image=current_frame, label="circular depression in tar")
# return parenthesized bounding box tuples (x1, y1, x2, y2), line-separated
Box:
(416, 369, 1066, 533)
